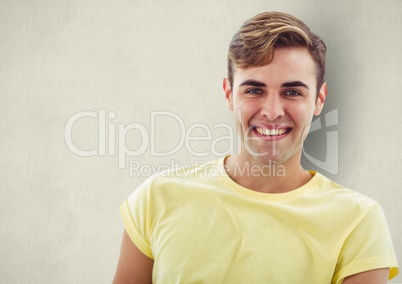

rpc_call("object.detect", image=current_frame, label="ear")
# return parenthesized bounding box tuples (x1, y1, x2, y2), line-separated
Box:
(223, 78, 234, 111)
(314, 82, 327, 116)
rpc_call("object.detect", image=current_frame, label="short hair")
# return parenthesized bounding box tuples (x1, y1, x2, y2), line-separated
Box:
(228, 11, 327, 94)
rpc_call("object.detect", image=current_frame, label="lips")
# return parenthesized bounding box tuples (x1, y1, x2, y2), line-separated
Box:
(255, 127, 286, 136)
(251, 125, 292, 139)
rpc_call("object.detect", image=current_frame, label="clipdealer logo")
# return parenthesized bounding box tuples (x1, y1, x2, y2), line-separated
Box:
(64, 109, 338, 175)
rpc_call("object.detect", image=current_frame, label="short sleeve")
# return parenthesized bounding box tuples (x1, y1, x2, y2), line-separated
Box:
(333, 203, 399, 283)
(119, 177, 154, 259)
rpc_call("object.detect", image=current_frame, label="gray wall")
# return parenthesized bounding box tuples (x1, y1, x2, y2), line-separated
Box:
(1, 0, 401, 282)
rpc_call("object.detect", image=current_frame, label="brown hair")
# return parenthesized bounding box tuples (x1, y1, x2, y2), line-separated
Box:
(228, 12, 327, 94)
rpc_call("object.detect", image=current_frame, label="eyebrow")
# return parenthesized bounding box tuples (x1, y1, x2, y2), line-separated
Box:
(238, 80, 266, 87)
(238, 80, 309, 90)
(281, 81, 309, 90)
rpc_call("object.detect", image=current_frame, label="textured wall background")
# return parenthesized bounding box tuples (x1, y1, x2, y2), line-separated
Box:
(0, 0, 401, 282)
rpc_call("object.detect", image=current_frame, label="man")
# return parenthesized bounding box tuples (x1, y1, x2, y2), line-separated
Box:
(113, 12, 399, 283)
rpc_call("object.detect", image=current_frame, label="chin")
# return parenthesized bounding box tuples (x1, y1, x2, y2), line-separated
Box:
(248, 147, 299, 167)
(250, 152, 284, 165)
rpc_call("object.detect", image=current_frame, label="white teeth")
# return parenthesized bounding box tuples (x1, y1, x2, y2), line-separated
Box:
(256, 127, 286, 136)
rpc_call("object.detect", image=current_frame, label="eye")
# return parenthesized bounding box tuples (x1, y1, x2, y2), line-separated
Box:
(245, 88, 263, 95)
(284, 89, 302, 97)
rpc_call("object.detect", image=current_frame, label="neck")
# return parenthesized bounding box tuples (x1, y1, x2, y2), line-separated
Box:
(224, 154, 312, 194)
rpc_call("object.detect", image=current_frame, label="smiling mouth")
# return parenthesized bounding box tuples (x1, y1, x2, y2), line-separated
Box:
(253, 126, 291, 136)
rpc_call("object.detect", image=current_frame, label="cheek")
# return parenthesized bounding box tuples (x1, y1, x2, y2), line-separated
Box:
(288, 103, 316, 127)
(233, 99, 258, 124)
(288, 107, 315, 140)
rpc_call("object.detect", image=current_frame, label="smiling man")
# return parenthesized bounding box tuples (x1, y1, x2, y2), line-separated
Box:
(113, 12, 399, 283)
(223, 46, 324, 193)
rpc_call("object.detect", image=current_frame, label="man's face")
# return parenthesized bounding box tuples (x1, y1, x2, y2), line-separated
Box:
(224, 47, 327, 166)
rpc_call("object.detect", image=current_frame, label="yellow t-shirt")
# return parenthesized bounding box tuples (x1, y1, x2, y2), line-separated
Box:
(120, 158, 399, 283)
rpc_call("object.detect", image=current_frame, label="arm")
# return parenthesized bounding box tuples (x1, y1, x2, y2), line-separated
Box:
(113, 230, 154, 284)
(342, 268, 390, 284)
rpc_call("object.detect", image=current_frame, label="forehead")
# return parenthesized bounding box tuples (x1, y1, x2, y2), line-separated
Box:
(233, 47, 317, 87)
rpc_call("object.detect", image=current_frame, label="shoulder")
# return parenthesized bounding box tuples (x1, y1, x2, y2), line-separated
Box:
(313, 172, 380, 217)
(315, 172, 377, 203)
(319, 173, 399, 282)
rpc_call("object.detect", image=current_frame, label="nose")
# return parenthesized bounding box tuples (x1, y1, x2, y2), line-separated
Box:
(260, 94, 285, 121)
